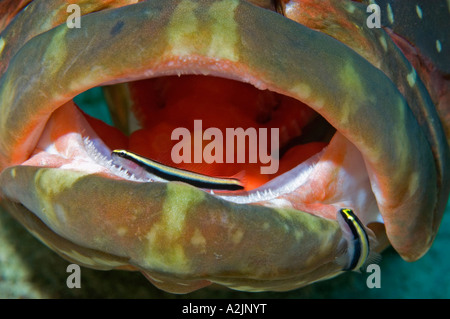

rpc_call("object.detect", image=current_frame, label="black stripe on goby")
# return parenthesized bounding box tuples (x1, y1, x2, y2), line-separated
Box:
(339, 208, 370, 271)
(112, 150, 245, 191)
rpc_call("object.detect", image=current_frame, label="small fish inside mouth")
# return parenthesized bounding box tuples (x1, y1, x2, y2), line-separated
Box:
(78, 74, 336, 194)
(111, 149, 246, 191)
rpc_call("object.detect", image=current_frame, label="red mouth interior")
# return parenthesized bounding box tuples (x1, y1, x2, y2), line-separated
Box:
(83, 75, 330, 190)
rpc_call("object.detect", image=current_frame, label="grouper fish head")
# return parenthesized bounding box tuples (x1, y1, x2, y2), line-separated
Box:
(0, 0, 448, 293)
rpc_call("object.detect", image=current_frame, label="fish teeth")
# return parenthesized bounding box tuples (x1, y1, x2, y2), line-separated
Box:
(83, 137, 143, 182)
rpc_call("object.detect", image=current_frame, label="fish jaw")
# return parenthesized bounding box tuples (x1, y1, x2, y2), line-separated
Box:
(0, 97, 359, 293)
(0, 0, 448, 292)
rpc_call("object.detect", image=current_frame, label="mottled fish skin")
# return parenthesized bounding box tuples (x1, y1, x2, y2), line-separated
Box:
(0, 0, 448, 293)
(283, 0, 450, 261)
(374, 0, 450, 165)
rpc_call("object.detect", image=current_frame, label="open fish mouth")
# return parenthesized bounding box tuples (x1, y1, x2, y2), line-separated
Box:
(0, 0, 449, 293)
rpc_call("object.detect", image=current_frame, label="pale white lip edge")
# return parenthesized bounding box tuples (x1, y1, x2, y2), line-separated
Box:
(83, 136, 323, 205)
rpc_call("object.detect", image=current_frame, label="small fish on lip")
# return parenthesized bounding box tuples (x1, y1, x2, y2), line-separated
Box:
(0, 0, 449, 294)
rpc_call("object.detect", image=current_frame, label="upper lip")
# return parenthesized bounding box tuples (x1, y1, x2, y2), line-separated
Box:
(0, 0, 448, 292)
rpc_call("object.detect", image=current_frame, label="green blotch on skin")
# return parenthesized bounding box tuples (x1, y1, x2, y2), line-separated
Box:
(206, 0, 240, 61)
(167, 0, 200, 56)
(162, 183, 205, 236)
(0, 37, 5, 55)
(143, 183, 205, 273)
(337, 62, 374, 125)
(44, 27, 68, 78)
(33, 169, 87, 229)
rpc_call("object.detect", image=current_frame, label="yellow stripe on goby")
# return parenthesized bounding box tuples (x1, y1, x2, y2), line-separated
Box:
(336, 208, 370, 271)
(111, 149, 244, 191)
